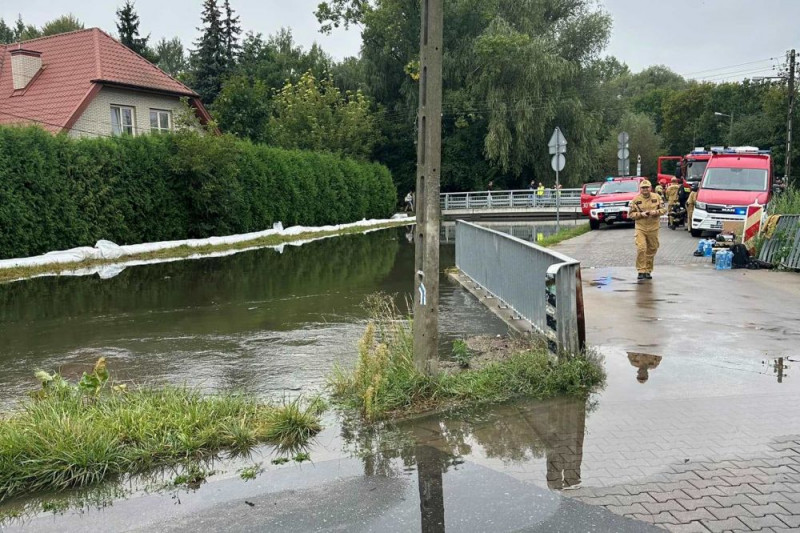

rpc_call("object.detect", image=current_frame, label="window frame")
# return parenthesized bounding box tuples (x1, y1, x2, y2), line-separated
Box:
(149, 109, 172, 134)
(110, 105, 136, 136)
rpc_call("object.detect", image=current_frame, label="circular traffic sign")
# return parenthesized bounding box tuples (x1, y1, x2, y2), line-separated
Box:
(551, 154, 565, 172)
(618, 148, 630, 159)
(618, 131, 629, 144)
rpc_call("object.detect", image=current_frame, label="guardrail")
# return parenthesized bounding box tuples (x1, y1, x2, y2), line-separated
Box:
(441, 189, 582, 210)
(758, 215, 800, 269)
(455, 220, 585, 354)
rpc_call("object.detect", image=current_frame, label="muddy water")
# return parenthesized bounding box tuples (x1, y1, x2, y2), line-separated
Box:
(0, 224, 568, 408)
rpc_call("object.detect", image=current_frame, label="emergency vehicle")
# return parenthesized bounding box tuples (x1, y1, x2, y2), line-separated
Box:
(580, 182, 602, 216)
(587, 177, 645, 230)
(657, 148, 713, 189)
(689, 146, 774, 237)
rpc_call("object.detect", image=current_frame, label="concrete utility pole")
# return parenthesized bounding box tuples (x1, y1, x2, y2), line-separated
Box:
(786, 49, 796, 183)
(413, 0, 443, 375)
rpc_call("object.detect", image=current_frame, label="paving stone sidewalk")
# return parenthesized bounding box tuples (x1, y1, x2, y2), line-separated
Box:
(551, 223, 800, 532)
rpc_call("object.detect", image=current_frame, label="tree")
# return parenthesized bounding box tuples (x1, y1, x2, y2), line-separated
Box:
(14, 15, 42, 41)
(600, 112, 663, 178)
(268, 71, 378, 159)
(212, 74, 272, 141)
(0, 19, 15, 44)
(115, 1, 158, 62)
(317, 0, 614, 189)
(41, 14, 84, 36)
(155, 37, 188, 77)
(222, 0, 242, 66)
(190, 0, 228, 104)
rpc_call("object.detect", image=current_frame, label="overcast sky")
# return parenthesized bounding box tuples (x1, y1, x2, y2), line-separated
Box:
(2, 0, 798, 81)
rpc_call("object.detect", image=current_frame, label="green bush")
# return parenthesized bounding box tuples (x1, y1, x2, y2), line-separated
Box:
(0, 126, 397, 259)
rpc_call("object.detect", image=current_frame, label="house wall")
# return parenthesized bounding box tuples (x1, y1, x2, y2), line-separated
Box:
(68, 86, 191, 138)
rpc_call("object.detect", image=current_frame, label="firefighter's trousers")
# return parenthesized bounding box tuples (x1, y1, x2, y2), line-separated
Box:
(635, 228, 659, 273)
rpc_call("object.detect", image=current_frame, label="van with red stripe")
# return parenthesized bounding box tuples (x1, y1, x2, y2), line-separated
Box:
(690, 147, 775, 237)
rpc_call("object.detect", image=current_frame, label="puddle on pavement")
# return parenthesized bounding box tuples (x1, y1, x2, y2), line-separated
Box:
(0, 396, 597, 530)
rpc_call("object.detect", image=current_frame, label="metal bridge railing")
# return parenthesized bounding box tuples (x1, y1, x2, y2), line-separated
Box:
(758, 215, 800, 269)
(441, 189, 582, 210)
(455, 220, 585, 354)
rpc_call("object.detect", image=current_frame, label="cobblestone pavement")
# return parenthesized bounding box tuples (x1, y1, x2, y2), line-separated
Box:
(554, 222, 707, 268)
(550, 222, 800, 532)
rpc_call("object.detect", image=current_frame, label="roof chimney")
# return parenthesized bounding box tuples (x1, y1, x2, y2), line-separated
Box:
(10, 48, 43, 90)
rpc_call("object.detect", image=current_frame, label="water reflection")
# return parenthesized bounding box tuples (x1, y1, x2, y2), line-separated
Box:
(342, 397, 590, 531)
(0, 228, 509, 407)
(440, 221, 579, 244)
(627, 352, 663, 384)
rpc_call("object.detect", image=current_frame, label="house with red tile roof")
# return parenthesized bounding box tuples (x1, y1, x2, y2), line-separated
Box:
(0, 28, 212, 137)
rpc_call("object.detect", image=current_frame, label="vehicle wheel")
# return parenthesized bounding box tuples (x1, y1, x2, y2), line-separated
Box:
(690, 228, 702, 238)
(589, 219, 600, 230)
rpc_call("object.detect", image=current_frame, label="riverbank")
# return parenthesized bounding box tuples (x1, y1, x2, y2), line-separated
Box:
(0, 358, 323, 503)
(0, 217, 414, 284)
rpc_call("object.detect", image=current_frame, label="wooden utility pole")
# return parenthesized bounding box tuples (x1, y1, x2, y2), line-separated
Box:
(413, 0, 443, 375)
(786, 49, 796, 183)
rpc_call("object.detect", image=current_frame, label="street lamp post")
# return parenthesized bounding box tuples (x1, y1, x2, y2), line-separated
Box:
(714, 111, 734, 145)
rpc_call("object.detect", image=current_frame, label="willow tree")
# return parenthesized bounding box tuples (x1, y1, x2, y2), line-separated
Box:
(317, 0, 613, 188)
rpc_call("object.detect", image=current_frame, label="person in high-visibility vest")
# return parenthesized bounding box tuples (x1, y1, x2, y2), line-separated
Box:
(537, 182, 545, 205)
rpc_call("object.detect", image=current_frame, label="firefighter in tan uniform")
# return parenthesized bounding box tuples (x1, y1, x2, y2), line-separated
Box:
(628, 180, 666, 280)
(686, 182, 698, 231)
(665, 177, 681, 227)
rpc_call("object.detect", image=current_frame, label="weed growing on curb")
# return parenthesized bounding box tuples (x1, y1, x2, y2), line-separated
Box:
(451, 340, 473, 368)
(329, 295, 606, 421)
(271, 457, 290, 465)
(238, 464, 263, 481)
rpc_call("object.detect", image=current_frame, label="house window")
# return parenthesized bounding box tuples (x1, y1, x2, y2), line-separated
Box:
(150, 109, 172, 133)
(110, 105, 135, 135)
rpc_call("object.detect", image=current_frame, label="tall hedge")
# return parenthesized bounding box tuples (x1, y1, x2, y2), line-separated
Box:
(0, 127, 397, 259)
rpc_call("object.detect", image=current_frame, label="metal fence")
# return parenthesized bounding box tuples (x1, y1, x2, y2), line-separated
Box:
(455, 220, 585, 354)
(441, 189, 582, 210)
(758, 215, 800, 269)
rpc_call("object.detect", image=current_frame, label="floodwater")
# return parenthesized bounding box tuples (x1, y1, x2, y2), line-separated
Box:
(0, 224, 569, 408)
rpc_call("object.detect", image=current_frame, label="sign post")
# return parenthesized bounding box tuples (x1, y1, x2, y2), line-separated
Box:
(548, 127, 567, 232)
(618, 132, 630, 177)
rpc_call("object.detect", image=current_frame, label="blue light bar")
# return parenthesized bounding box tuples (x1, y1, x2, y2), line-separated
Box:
(735, 207, 747, 216)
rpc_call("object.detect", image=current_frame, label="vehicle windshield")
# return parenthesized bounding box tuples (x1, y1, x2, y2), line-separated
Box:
(685, 160, 707, 182)
(702, 167, 768, 192)
(598, 181, 640, 194)
(584, 183, 601, 194)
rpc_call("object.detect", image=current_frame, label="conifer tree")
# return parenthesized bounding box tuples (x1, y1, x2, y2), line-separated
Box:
(116, 1, 151, 58)
(190, 0, 227, 103)
(222, 0, 241, 67)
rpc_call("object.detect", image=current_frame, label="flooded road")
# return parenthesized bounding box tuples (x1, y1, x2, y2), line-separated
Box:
(0, 224, 569, 407)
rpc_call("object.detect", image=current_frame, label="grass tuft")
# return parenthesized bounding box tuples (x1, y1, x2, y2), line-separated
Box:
(0, 361, 322, 502)
(536, 223, 591, 247)
(329, 295, 605, 421)
(770, 186, 800, 215)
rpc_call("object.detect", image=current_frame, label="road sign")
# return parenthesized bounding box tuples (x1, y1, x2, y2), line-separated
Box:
(618, 132, 629, 145)
(551, 153, 565, 172)
(617, 148, 630, 160)
(548, 127, 567, 154)
(617, 131, 630, 177)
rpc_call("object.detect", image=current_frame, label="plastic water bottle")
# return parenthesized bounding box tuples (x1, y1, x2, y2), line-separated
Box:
(696, 239, 706, 255)
(704, 240, 713, 257)
(724, 250, 733, 270)
(715, 251, 724, 270)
